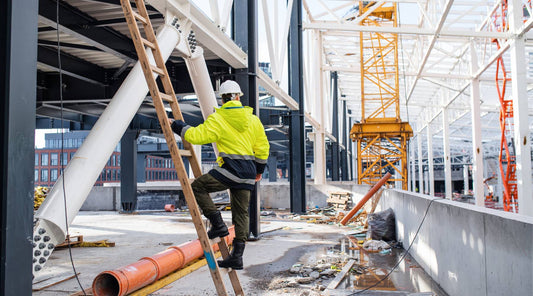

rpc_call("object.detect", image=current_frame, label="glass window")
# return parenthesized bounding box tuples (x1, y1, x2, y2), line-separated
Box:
(67, 139, 73, 148)
(41, 153, 49, 166)
(41, 169, 48, 182)
(116, 155, 120, 166)
(70, 152, 75, 160)
(62, 152, 68, 165)
(50, 153, 58, 166)
(111, 155, 116, 166)
(107, 169, 111, 181)
(34, 169, 39, 182)
(117, 170, 120, 180)
(50, 169, 58, 182)
(35, 153, 39, 166)
(101, 171, 106, 181)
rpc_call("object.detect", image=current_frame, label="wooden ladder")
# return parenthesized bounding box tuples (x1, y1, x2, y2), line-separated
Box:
(120, 1, 244, 295)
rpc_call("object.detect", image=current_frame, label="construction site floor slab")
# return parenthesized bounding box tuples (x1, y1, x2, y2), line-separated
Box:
(32, 211, 447, 296)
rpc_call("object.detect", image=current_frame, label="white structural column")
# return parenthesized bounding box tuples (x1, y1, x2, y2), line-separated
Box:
(509, 0, 533, 216)
(427, 125, 435, 196)
(469, 40, 484, 206)
(410, 141, 416, 192)
(313, 31, 326, 184)
(463, 165, 470, 195)
(442, 108, 452, 199)
(417, 133, 424, 194)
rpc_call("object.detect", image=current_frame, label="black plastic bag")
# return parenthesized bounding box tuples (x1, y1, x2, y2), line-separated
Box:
(367, 208, 396, 241)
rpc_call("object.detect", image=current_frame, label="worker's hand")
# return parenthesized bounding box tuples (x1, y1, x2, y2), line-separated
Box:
(168, 118, 175, 125)
(170, 119, 187, 136)
(255, 174, 262, 182)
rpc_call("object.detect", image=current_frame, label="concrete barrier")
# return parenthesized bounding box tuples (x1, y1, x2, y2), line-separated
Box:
(377, 189, 533, 296)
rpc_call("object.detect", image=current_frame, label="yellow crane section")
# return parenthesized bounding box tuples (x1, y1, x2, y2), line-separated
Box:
(350, 2, 413, 189)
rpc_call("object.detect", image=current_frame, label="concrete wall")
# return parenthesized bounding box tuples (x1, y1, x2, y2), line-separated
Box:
(79, 181, 372, 211)
(259, 181, 371, 209)
(377, 189, 533, 296)
(80, 186, 119, 211)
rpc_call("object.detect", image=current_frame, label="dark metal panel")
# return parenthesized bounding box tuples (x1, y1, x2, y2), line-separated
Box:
(0, 0, 37, 294)
(38, 45, 108, 85)
(331, 72, 340, 181)
(288, 0, 306, 214)
(268, 154, 277, 182)
(341, 100, 349, 181)
(234, 0, 261, 239)
(120, 130, 138, 212)
(39, 0, 136, 60)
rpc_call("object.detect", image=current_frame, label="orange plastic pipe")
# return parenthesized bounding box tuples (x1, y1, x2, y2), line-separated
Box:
(340, 172, 391, 225)
(92, 226, 235, 296)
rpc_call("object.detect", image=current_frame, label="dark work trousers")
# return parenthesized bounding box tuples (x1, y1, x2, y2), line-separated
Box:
(191, 173, 251, 243)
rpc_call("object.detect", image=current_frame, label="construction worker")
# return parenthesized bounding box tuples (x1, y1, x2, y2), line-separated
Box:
(169, 80, 270, 270)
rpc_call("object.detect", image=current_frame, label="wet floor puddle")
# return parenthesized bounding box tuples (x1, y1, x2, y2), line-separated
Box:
(327, 235, 447, 295)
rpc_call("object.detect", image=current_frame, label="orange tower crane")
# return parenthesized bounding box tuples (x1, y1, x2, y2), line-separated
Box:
(350, 2, 413, 189)
(492, 0, 520, 212)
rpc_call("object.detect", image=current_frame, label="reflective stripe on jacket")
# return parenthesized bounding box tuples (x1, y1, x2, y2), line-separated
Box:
(181, 101, 269, 190)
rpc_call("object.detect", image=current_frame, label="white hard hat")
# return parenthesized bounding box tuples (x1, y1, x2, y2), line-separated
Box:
(218, 80, 244, 96)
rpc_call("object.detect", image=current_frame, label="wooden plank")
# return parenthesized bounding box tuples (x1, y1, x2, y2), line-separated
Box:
(150, 64, 165, 76)
(132, 10, 148, 25)
(141, 37, 156, 49)
(32, 273, 80, 291)
(160, 92, 174, 103)
(326, 259, 356, 290)
(129, 256, 219, 296)
(365, 188, 384, 228)
(69, 288, 93, 296)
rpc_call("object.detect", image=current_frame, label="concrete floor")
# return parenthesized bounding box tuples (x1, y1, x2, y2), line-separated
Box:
(32, 211, 447, 295)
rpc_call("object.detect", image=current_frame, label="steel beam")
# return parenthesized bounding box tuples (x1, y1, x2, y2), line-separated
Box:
(288, 0, 306, 214)
(331, 72, 340, 181)
(0, 0, 37, 293)
(38, 0, 136, 62)
(234, 0, 261, 238)
(120, 130, 138, 212)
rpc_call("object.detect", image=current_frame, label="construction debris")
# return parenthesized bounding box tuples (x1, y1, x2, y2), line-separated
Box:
(327, 192, 353, 210)
(362, 240, 391, 252)
(34, 186, 49, 210)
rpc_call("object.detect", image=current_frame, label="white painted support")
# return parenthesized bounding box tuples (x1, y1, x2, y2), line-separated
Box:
(509, 0, 533, 216)
(442, 108, 452, 199)
(417, 133, 424, 194)
(314, 31, 326, 185)
(470, 40, 485, 206)
(184, 47, 218, 119)
(184, 46, 220, 158)
(463, 165, 470, 195)
(427, 125, 435, 197)
(410, 141, 416, 192)
(33, 24, 180, 273)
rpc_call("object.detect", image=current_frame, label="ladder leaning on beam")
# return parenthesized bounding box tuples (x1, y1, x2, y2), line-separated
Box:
(120, 1, 244, 295)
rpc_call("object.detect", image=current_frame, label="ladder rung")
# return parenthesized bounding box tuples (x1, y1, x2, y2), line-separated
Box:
(141, 37, 156, 50)
(179, 149, 192, 157)
(159, 93, 174, 103)
(150, 65, 166, 76)
(132, 10, 148, 25)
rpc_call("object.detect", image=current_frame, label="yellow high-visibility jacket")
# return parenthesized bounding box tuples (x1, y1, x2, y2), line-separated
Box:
(180, 101, 270, 190)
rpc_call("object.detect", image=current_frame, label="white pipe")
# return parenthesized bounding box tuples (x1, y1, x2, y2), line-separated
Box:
(32, 24, 180, 274)
(184, 46, 219, 157)
(184, 47, 218, 119)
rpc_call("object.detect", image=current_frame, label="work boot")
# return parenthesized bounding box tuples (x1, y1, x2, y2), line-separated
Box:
(205, 211, 229, 239)
(218, 240, 245, 270)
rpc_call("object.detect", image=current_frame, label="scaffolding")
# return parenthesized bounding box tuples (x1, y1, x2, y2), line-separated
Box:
(350, 1, 412, 189)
